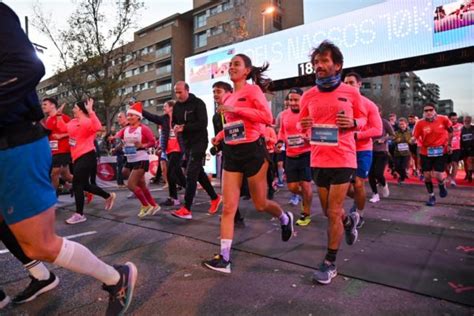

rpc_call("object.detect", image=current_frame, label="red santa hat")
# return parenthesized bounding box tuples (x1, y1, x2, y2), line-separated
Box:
(127, 102, 143, 119)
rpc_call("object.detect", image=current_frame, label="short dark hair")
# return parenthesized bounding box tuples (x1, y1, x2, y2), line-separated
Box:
(344, 72, 362, 83)
(310, 40, 344, 73)
(76, 100, 88, 115)
(423, 103, 436, 110)
(399, 117, 408, 123)
(448, 112, 457, 118)
(408, 114, 416, 118)
(42, 97, 58, 107)
(212, 81, 232, 92)
(287, 87, 303, 96)
(164, 100, 176, 108)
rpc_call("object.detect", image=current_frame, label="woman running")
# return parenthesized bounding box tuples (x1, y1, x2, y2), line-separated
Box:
(115, 102, 160, 218)
(56, 98, 116, 224)
(203, 53, 294, 273)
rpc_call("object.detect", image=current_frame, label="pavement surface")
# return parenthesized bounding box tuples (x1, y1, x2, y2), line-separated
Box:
(1, 181, 473, 315)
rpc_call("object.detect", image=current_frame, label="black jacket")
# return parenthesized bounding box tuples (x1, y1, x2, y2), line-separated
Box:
(172, 93, 208, 152)
(0, 3, 45, 128)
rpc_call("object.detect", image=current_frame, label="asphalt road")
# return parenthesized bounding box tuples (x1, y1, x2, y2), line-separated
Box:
(1, 181, 473, 315)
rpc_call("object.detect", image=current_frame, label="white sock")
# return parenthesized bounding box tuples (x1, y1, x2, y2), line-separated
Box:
(279, 212, 289, 226)
(53, 239, 120, 286)
(220, 239, 232, 262)
(24, 261, 50, 281)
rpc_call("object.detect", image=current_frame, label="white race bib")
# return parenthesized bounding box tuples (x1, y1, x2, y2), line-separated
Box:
(49, 140, 59, 150)
(224, 120, 246, 142)
(397, 143, 409, 152)
(310, 124, 338, 146)
(287, 134, 304, 148)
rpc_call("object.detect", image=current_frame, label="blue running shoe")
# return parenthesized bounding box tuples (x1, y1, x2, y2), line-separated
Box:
(313, 261, 337, 285)
(426, 195, 436, 206)
(439, 184, 448, 198)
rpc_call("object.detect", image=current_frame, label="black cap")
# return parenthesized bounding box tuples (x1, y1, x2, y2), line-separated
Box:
(287, 87, 303, 97)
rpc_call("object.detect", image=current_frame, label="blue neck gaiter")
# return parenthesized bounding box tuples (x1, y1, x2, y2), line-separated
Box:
(315, 73, 341, 92)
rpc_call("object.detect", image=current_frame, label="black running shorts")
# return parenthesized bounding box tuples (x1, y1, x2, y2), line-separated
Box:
(312, 167, 356, 189)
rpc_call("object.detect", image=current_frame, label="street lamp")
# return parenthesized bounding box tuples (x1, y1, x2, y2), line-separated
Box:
(261, 6, 275, 36)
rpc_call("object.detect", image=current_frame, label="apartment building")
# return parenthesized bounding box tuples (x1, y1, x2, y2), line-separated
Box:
(38, 0, 303, 114)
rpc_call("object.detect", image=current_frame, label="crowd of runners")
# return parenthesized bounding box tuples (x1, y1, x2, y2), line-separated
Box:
(1, 2, 473, 314)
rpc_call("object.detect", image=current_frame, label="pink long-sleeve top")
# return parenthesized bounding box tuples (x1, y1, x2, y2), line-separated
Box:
(355, 96, 383, 152)
(299, 83, 366, 169)
(57, 112, 102, 162)
(215, 84, 273, 145)
(278, 109, 311, 157)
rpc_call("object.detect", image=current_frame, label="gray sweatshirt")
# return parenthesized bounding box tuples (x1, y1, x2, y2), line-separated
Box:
(372, 118, 395, 152)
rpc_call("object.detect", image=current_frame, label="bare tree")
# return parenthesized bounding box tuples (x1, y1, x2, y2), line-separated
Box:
(33, 0, 145, 130)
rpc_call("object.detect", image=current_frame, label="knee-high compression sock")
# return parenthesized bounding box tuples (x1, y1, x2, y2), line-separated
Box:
(133, 187, 149, 206)
(53, 239, 119, 286)
(139, 184, 157, 207)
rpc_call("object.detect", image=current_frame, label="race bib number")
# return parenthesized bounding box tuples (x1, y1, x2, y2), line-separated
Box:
(287, 134, 304, 148)
(224, 120, 246, 142)
(462, 133, 472, 142)
(427, 146, 444, 157)
(397, 143, 409, 152)
(310, 124, 338, 146)
(49, 140, 59, 151)
(124, 146, 137, 155)
(169, 129, 176, 139)
(69, 138, 77, 147)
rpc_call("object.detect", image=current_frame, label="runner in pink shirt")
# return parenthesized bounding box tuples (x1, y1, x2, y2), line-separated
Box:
(115, 102, 160, 218)
(299, 41, 366, 285)
(343, 72, 382, 229)
(446, 112, 463, 186)
(203, 54, 294, 274)
(277, 87, 313, 226)
(56, 99, 116, 225)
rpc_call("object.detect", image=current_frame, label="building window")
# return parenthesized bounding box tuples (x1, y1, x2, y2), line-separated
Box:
(195, 31, 207, 48)
(156, 42, 171, 57)
(273, 13, 282, 30)
(195, 12, 207, 28)
(156, 63, 172, 76)
(156, 82, 172, 94)
(222, 0, 233, 10)
(210, 4, 222, 15)
(211, 25, 223, 36)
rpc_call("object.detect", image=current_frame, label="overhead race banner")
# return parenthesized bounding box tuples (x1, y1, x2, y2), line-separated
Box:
(185, 0, 474, 173)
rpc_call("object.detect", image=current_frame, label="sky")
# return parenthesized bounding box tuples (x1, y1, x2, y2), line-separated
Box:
(3, 0, 472, 114)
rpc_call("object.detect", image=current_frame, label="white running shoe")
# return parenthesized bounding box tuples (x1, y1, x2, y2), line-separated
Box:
(380, 184, 390, 198)
(146, 205, 161, 216)
(369, 193, 380, 203)
(65, 213, 87, 225)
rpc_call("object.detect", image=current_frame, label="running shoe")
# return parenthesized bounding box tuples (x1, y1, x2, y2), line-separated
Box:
(0, 290, 10, 309)
(426, 195, 436, 207)
(288, 194, 299, 206)
(281, 211, 294, 242)
(85, 192, 94, 204)
(102, 262, 137, 316)
(172, 207, 192, 220)
(439, 184, 448, 198)
(127, 192, 136, 199)
(380, 183, 390, 198)
(146, 205, 161, 216)
(137, 206, 152, 218)
(313, 261, 337, 285)
(296, 214, 311, 226)
(202, 254, 231, 274)
(344, 212, 360, 245)
(160, 197, 180, 207)
(357, 216, 365, 229)
(12, 273, 59, 304)
(65, 213, 87, 225)
(105, 192, 117, 211)
(276, 181, 284, 188)
(369, 193, 380, 203)
(208, 195, 222, 214)
(349, 204, 357, 214)
(450, 180, 457, 187)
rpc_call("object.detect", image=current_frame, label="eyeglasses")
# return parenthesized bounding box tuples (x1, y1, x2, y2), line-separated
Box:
(424, 109, 434, 112)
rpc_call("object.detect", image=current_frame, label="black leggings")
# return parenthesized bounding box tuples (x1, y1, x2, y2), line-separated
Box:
(267, 153, 275, 194)
(73, 151, 110, 215)
(184, 151, 218, 210)
(394, 155, 410, 181)
(168, 151, 186, 200)
(369, 151, 388, 194)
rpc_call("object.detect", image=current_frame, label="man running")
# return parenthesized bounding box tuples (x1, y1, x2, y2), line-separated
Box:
(42, 97, 74, 191)
(413, 103, 453, 206)
(300, 40, 366, 284)
(277, 88, 313, 226)
(343, 72, 382, 228)
(0, 4, 137, 314)
(171, 81, 221, 219)
(446, 112, 463, 186)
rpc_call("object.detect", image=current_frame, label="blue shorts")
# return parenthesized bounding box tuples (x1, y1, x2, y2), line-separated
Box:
(356, 150, 373, 179)
(0, 137, 57, 224)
